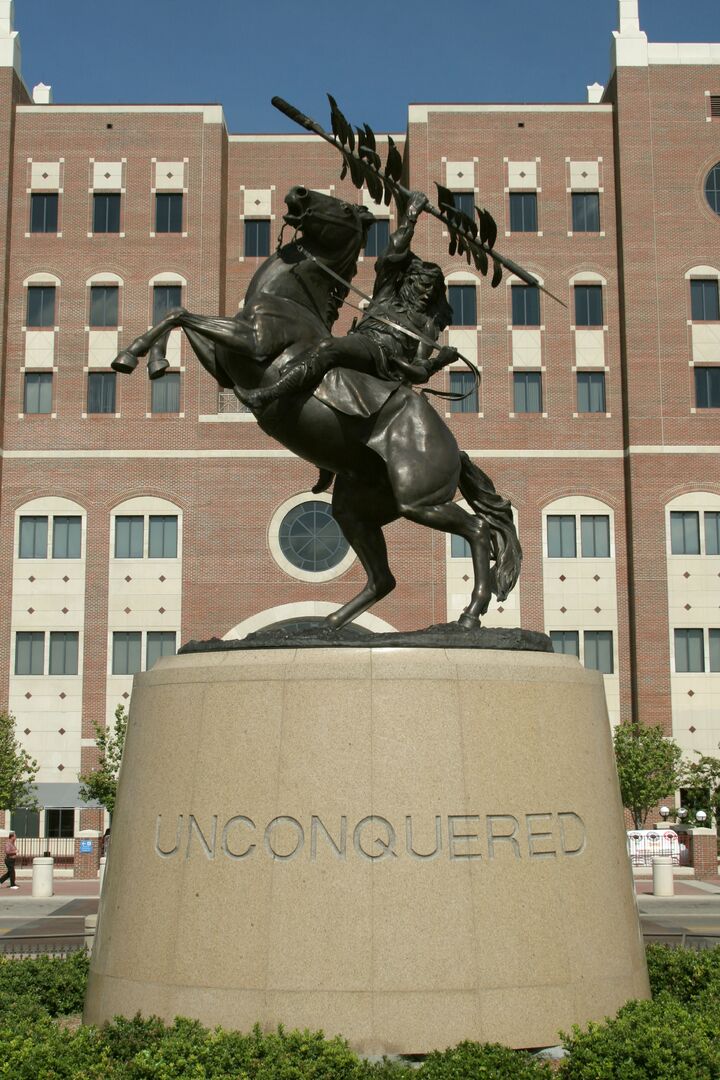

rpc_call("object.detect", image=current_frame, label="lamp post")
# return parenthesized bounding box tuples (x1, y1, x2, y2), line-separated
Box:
(659, 805, 670, 821)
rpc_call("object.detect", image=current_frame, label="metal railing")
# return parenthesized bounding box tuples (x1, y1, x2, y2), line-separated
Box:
(642, 932, 720, 951)
(0, 934, 87, 958)
(14, 838, 74, 868)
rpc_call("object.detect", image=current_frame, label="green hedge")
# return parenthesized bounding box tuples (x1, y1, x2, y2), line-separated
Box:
(1, 944, 720, 1078)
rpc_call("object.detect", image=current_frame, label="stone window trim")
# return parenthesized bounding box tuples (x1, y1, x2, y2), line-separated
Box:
(267, 492, 356, 584)
(14, 629, 83, 678)
(110, 498, 183, 561)
(672, 627, 720, 675)
(14, 499, 87, 562)
(22, 273, 61, 332)
(109, 629, 178, 676)
(541, 497, 616, 561)
(666, 495, 720, 557)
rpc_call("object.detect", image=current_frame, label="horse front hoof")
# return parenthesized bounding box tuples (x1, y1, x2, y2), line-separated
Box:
(111, 350, 139, 374)
(147, 356, 170, 380)
(458, 611, 480, 631)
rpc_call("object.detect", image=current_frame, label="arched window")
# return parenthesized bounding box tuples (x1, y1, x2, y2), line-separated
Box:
(705, 163, 720, 216)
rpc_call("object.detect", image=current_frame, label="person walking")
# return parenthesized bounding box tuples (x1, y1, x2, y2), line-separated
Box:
(0, 832, 19, 889)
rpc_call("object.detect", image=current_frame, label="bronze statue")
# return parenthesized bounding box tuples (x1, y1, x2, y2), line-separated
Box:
(111, 97, 550, 633)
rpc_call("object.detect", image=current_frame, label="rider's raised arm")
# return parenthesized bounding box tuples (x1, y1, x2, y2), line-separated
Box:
(378, 191, 428, 265)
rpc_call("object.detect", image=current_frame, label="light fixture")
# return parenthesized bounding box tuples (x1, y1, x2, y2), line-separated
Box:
(696, 810, 708, 824)
(677, 807, 688, 820)
(659, 805, 670, 820)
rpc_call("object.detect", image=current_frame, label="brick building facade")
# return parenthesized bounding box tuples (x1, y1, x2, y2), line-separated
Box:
(0, 0, 718, 849)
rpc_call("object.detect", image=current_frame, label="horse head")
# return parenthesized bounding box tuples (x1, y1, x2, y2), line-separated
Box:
(284, 186, 375, 268)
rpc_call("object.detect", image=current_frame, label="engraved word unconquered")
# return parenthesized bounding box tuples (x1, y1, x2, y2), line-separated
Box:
(154, 811, 587, 863)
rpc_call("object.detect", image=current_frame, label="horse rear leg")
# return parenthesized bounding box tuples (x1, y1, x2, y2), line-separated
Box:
(398, 498, 492, 628)
(325, 482, 397, 631)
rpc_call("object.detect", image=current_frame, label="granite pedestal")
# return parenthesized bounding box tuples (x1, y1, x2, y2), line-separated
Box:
(84, 647, 649, 1052)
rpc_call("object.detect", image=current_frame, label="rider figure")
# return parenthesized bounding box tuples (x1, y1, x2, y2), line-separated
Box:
(241, 192, 459, 410)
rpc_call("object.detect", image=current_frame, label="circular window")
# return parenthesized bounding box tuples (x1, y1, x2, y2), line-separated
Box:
(278, 501, 349, 571)
(706, 163, 720, 216)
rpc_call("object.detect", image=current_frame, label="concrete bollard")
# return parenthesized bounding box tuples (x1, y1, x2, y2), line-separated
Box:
(31, 856, 54, 898)
(99, 856, 106, 890)
(84, 913, 97, 952)
(652, 855, 674, 896)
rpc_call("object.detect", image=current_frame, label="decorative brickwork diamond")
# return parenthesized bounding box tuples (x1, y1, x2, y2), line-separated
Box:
(28, 576, 35, 583)
(104, 171, 111, 179)
(593, 574, 600, 582)
(27, 607, 34, 614)
(62, 607, 69, 615)
(559, 575, 566, 582)
(124, 607, 131, 614)
(689, 725, 696, 733)
(497, 606, 504, 613)
(683, 571, 690, 579)
(59, 693, 66, 700)
(684, 604, 691, 611)
(462, 574, 470, 582)
(122, 692, 129, 700)
(158, 606, 166, 614)
(159, 575, 166, 582)
(594, 606, 601, 613)
(41, 171, 49, 179)
(24, 692, 31, 700)
(57, 764, 64, 771)
(688, 690, 695, 697)
(24, 728, 30, 735)
(63, 575, 69, 583)
(560, 606, 567, 614)
(58, 727, 65, 735)
(125, 575, 132, 583)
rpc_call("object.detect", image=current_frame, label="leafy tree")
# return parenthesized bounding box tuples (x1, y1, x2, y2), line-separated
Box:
(0, 708, 38, 811)
(78, 705, 127, 819)
(680, 747, 720, 827)
(613, 722, 682, 829)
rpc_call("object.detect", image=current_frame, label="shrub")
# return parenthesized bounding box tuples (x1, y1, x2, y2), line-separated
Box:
(561, 992, 720, 1080)
(0, 950, 89, 1016)
(417, 1040, 551, 1078)
(645, 942, 720, 1004)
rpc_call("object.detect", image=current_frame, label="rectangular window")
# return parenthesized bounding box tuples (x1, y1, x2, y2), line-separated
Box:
(574, 284, 603, 326)
(448, 285, 477, 326)
(451, 534, 471, 557)
(115, 515, 144, 558)
(509, 192, 537, 232)
(449, 371, 479, 413)
(695, 367, 720, 408)
(453, 192, 476, 219)
(26, 285, 56, 328)
(45, 808, 74, 839)
(674, 628, 705, 673)
(89, 285, 119, 327)
(513, 371, 543, 413)
(244, 219, 270, 257)
(112, 631, 142, 675)
(577, 371, 606, 413)
(146, 631, 177, 670)
(571, 192, 600, 233)
(584, 630, 614, 674)
(49, 631, 79, 676)
(52, 516, 81, 559)
(92, 193, 121, 234)
(550, 630, 579, 657)
(670, 510, 700, 555)
(155, 193, 183, 234)
(24, 373, 53, 415)
(152, 284, 182, 324)
(151, 372, 180, 414)
(15, 631, 44, 675)
(710, 629, 720, 672)
(690, 279, 720, 321)
(581, 515, 610, 558)
(11, 808, 40, 839)
(547, 514, 576, 558)
(87, 372, 117, 414)
(705, 512, 720, 556)
(148, 515, 178, 558)
(511, 285, 540, 326)
(30, 192, 58, 233)
(19, 515, 48, 558)
(364, 218, 390, 257)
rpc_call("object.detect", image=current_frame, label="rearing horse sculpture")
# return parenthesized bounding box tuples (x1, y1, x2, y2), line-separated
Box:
(112, 187, 521, 630)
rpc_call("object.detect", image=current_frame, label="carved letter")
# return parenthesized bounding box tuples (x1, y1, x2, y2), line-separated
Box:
(222, 816, 256, 861)
(310, 816, 347, 860)
(526, 813, 557, 859)
(186, 815, 217, 860)
(353, 816, 397, 861)
(406, 815, 442, 861)
(264, 816, 305, 861)
(155, 814, 183, 858)
(447, 815, 483, 860)
(486, 815, 521, 859)
(558, 812, 587, 856)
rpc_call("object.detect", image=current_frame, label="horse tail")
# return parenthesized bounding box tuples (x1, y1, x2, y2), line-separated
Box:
(458, 452, 522, 601)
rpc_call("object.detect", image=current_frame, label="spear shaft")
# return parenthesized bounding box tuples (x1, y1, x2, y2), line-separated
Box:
(272, 96, 564, 306)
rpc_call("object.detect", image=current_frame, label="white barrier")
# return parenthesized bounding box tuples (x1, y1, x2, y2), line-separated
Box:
(31, 856, 54, 897)
(652, 855, 674, 896)
(627, 830, 680, 866)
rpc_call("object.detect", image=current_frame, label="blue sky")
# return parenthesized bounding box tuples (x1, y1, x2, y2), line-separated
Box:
(16, 0, 720, 133)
